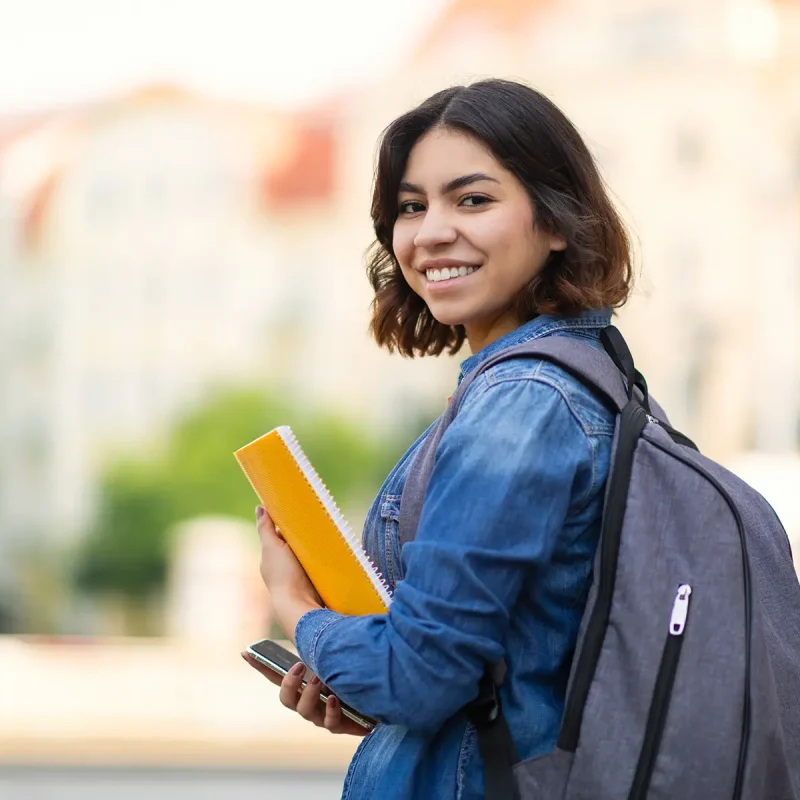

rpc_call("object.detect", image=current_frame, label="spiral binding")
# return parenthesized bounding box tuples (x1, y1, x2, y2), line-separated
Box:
(276, 426, 393, 607)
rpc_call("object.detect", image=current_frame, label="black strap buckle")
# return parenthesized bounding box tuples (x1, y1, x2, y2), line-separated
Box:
(466, 671, 502, 727)
(465, 667, 520, 800)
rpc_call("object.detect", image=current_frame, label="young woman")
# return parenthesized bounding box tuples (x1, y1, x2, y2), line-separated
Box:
(245, 78, 633, 798)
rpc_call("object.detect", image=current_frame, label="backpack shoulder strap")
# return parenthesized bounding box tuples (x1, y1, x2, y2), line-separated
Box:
(396, 331, 631, 800)
(398, 333, 628, 548)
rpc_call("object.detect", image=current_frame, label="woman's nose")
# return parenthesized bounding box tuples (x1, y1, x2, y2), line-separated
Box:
(413, 208, 458, 249)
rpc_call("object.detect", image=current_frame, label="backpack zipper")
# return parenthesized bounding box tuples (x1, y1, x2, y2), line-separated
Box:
(638, 440, 752, 800)
(647, 413, 699, 450)
(627, 585, 693, 800)
(557, 414, 751, 800)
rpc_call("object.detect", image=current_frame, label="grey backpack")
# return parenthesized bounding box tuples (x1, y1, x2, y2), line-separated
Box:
(398, 327, 800, 800)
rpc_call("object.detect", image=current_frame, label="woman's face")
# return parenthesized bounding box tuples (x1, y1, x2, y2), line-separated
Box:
(392, 127, 566, 350)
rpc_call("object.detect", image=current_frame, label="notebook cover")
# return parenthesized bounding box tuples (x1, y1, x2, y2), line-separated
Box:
(234, 427, 391, 617)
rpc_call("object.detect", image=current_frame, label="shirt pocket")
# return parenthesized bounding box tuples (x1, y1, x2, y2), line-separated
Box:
(380, 494, 403, 588)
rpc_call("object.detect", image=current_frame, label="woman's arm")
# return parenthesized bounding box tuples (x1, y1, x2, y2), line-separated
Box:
(290, 377, 596, 732)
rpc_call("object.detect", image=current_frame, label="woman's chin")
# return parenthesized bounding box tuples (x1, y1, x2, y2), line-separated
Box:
(429, 313, 462, 327)
(428, 306, 484, 330)
(426, 301, 477, 328)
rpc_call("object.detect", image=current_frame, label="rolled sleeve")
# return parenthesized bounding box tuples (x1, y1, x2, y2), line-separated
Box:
(295, 377, 594, 732)
(294, 608, 343, 674)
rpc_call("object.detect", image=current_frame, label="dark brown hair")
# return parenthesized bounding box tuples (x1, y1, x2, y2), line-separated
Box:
(367, 78, 633, 357)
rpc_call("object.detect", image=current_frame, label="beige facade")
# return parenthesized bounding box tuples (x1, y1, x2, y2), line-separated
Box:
(0, 86, 457, 564)
(0, 90, 289, 547)
(1, 0, 799, 566)
(338, 0, 800, 465)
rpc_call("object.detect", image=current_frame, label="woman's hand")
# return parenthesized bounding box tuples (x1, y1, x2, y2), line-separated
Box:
(256, 505, 323, 640)
(252, 507, 369, 735)
(241, 652, 370, 737)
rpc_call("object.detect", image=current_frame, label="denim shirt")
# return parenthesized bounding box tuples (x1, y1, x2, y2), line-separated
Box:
(295, 310, 615, 799)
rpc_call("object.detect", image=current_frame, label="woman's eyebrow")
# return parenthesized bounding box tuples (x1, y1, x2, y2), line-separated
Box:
(398, 172, 500, 196)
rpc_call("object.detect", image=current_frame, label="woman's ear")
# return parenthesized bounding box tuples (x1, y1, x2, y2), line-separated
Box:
(549, 234, 568, 252)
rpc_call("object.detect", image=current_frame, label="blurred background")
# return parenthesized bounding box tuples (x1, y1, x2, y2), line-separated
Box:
(1, 0, 799, 796)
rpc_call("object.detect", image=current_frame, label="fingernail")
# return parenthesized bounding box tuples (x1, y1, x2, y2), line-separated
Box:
(310, 674, 320, 685)
(330, 697, 339, 709)
(256, 505, 265, 519)
(290, 662, 304, 676)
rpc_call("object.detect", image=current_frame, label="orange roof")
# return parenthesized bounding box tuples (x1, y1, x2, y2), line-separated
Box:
(22, 168, 61, 250)
(0, 86, 341, 250)
(0, 112, 56, 159)
(260, 117, 338, 208)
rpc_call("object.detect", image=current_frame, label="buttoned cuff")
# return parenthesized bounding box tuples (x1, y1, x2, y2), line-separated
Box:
(294, 608, 342, 675)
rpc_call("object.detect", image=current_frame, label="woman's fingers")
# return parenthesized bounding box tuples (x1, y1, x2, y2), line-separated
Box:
(243, 655, 368, 735)
(323, 696, 373, 736)
(278, 662, 308, 712)
(323, 694, 343, 731)
(295, 673, 326, 724)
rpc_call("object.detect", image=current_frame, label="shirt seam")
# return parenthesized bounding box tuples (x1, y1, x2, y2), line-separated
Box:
(380, 493, 402, 587)
(340, 729, 375, 800)
(478, 372, 615, 437)
(579, 434, 600, 518)
(468, 373, 607, 515)
(456, 721, 476, 799)
(305, 613, 341, 672)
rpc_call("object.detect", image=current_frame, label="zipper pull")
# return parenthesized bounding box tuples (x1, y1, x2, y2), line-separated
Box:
(669, 584, 692, 636)
(646, 414, 660, 425)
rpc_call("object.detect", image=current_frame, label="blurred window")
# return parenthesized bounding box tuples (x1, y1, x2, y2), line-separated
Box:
(18, 320, 53, 361)
(143, 172, 169, 214)
(279, 260, 316, 327)
(86, 176, 126, 223)
(793, 132, 800, 187)
(83, 370, 117, 426)
(144, 266, 164, 315)
(188, 257, 228, 308)
(683, 321, 715, 423)
(676, 130, 705, 167)
(611, 8, 688, 61)
(15, 420, 50, 486)
(197, 170, 234, 209)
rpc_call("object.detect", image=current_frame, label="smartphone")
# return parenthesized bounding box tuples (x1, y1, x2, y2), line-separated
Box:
(246, 639, 377, 730)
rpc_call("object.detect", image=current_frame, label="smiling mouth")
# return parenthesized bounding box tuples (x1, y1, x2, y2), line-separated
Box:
(425, 265, 480, 283)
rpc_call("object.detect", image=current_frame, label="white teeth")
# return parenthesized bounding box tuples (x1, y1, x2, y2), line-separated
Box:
(425, 266, 479, 282)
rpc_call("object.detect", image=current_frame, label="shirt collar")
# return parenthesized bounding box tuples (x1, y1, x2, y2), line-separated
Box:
(457, 308, 613, 384)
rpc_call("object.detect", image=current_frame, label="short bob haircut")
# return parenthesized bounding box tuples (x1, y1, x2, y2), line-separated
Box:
(367, 79, 633, 357)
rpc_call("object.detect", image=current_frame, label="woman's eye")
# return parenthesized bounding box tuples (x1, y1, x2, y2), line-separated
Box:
(460, 194, 490, 208)
(398, 200, 425, 215)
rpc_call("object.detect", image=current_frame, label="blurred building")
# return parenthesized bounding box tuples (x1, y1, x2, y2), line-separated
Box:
(2, 0, 800, 589)
(343, 0, 800, 466)
(0, 85, 456, 592)
(0, 88, 273, 557)
(327, 0, 800, 554)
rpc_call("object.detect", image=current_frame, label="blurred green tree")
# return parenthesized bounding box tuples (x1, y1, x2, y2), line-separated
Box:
(73, 386, 426, 606)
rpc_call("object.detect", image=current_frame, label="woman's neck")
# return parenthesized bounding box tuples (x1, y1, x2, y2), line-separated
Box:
(464, 312, 523, 355)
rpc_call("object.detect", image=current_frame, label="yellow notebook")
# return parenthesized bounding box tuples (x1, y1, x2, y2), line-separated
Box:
(234, 426, 391, 616)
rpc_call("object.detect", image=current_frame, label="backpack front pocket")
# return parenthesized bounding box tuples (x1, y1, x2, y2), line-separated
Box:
(628, 584, 693, 800)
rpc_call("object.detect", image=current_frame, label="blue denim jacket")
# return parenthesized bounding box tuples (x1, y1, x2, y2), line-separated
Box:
(295, 310, 615, 799)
